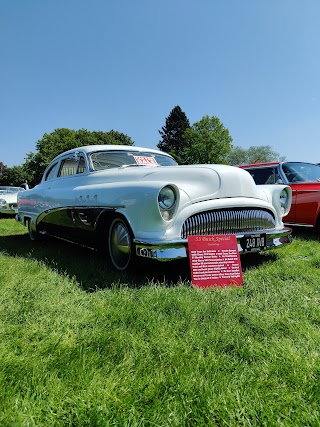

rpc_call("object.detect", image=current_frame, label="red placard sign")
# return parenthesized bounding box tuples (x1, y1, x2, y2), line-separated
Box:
(188, 235, 243, 288)
(133, 156, 158, 166)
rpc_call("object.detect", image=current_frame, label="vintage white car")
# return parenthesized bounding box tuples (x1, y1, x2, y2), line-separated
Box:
(0, 186, 25, 215)
(16, 145, 293, 271)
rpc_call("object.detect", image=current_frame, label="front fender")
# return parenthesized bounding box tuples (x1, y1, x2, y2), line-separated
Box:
(257, 184, 292, 218)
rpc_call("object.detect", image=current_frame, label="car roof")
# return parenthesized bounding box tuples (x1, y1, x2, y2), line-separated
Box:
(55, 145, 172, 159)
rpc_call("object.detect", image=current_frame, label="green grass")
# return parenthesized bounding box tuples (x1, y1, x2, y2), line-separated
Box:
(1, 218, 320, 426)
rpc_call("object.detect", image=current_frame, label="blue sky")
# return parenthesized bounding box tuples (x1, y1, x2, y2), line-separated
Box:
(1, 0, 319, 167)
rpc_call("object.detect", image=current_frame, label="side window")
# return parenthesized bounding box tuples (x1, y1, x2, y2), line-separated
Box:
(265, 168, 277, 184)
(246, 167, 276, 185)
(45, 162, 59, 181)
(58, 157, 79, 177)
(275, 171, 282, 183)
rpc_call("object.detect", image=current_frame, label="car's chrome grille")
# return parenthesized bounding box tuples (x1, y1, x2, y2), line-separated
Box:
(181, 208, 276, 239)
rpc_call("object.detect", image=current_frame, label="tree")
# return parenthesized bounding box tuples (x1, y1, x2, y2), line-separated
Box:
(227, 145, 286, 166)
(180, 115, 233, 165)
(23, 152, 45, 188)
(24, 128, 134, 186)
(157, 106, 190, 160)
(0, 165, 28, 187)
(0, 162, 5, 178)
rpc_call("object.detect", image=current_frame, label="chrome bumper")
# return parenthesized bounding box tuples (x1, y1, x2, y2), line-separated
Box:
(134, 228, 292, 261)
(0, 208, 18, 215)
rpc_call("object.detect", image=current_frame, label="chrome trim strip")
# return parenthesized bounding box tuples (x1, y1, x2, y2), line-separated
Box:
(285, 222, 313, 228)
(36, 204, 125, 223)
(290, 189, 320, 193)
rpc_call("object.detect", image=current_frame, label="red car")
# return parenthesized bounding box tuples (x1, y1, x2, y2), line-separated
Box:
(239, 162, 320, 230)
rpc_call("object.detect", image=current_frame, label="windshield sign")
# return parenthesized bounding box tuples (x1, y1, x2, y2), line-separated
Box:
(90, 150, 177, 170)
(133, 156, 158, 166)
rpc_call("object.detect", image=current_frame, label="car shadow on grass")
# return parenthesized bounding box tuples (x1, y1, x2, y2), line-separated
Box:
(290, 226, 320, 241)
(0, 233, 194, 290)
(0, 231, 292, 291)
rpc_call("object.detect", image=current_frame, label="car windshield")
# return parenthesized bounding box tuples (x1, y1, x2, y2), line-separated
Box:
(281, 162, 320, 183)
(0, 186, 24, 194)
(90, 150, 177, 170)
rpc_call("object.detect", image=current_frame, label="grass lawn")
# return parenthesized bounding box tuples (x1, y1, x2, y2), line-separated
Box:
(0, 218, 320, 426)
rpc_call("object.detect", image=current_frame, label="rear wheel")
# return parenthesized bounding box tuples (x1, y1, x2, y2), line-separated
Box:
(27, 219, 40, 241)
(108, 218, 136, 271)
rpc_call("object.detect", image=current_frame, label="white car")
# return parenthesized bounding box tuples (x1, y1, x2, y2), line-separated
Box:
(16, 145, 293, 271)
(0, 186, 25, 215)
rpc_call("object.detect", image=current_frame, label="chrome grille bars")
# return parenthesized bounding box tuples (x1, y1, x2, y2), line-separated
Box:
(181, 208, 275, 239)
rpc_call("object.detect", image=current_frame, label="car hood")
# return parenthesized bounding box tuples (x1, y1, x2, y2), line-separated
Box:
(92, 164, 260, 202)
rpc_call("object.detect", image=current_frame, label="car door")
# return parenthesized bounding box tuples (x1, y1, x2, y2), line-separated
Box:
(39, 153, 88, 240)
(289, 183, 319, 226)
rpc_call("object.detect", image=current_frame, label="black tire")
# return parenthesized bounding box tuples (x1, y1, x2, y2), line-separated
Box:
(108, 217, 136, 271)
(28, 219, 40, 241)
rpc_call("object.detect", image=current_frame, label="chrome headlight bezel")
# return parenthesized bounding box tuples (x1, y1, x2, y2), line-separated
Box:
(158, 185, 177, 221)
(280, 188, 291, 216)
(0, 199, 7, 206)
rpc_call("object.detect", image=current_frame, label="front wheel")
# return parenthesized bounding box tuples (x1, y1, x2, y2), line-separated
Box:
(108, 218, 136, 271)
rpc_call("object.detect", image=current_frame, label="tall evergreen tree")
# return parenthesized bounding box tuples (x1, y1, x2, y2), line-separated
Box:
(157, 106, 190, 159)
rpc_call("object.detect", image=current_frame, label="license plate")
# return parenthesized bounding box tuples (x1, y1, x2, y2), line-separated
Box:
(240, 233, 266, 252)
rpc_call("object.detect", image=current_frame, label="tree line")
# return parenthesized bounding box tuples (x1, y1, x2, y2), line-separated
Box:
(0, 106, 284, 187)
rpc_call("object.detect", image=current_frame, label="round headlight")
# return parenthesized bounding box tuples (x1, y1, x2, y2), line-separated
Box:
(0, 199, 6, 206)
(280, 189, 288, 209)
(158, 186, 176, 210)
